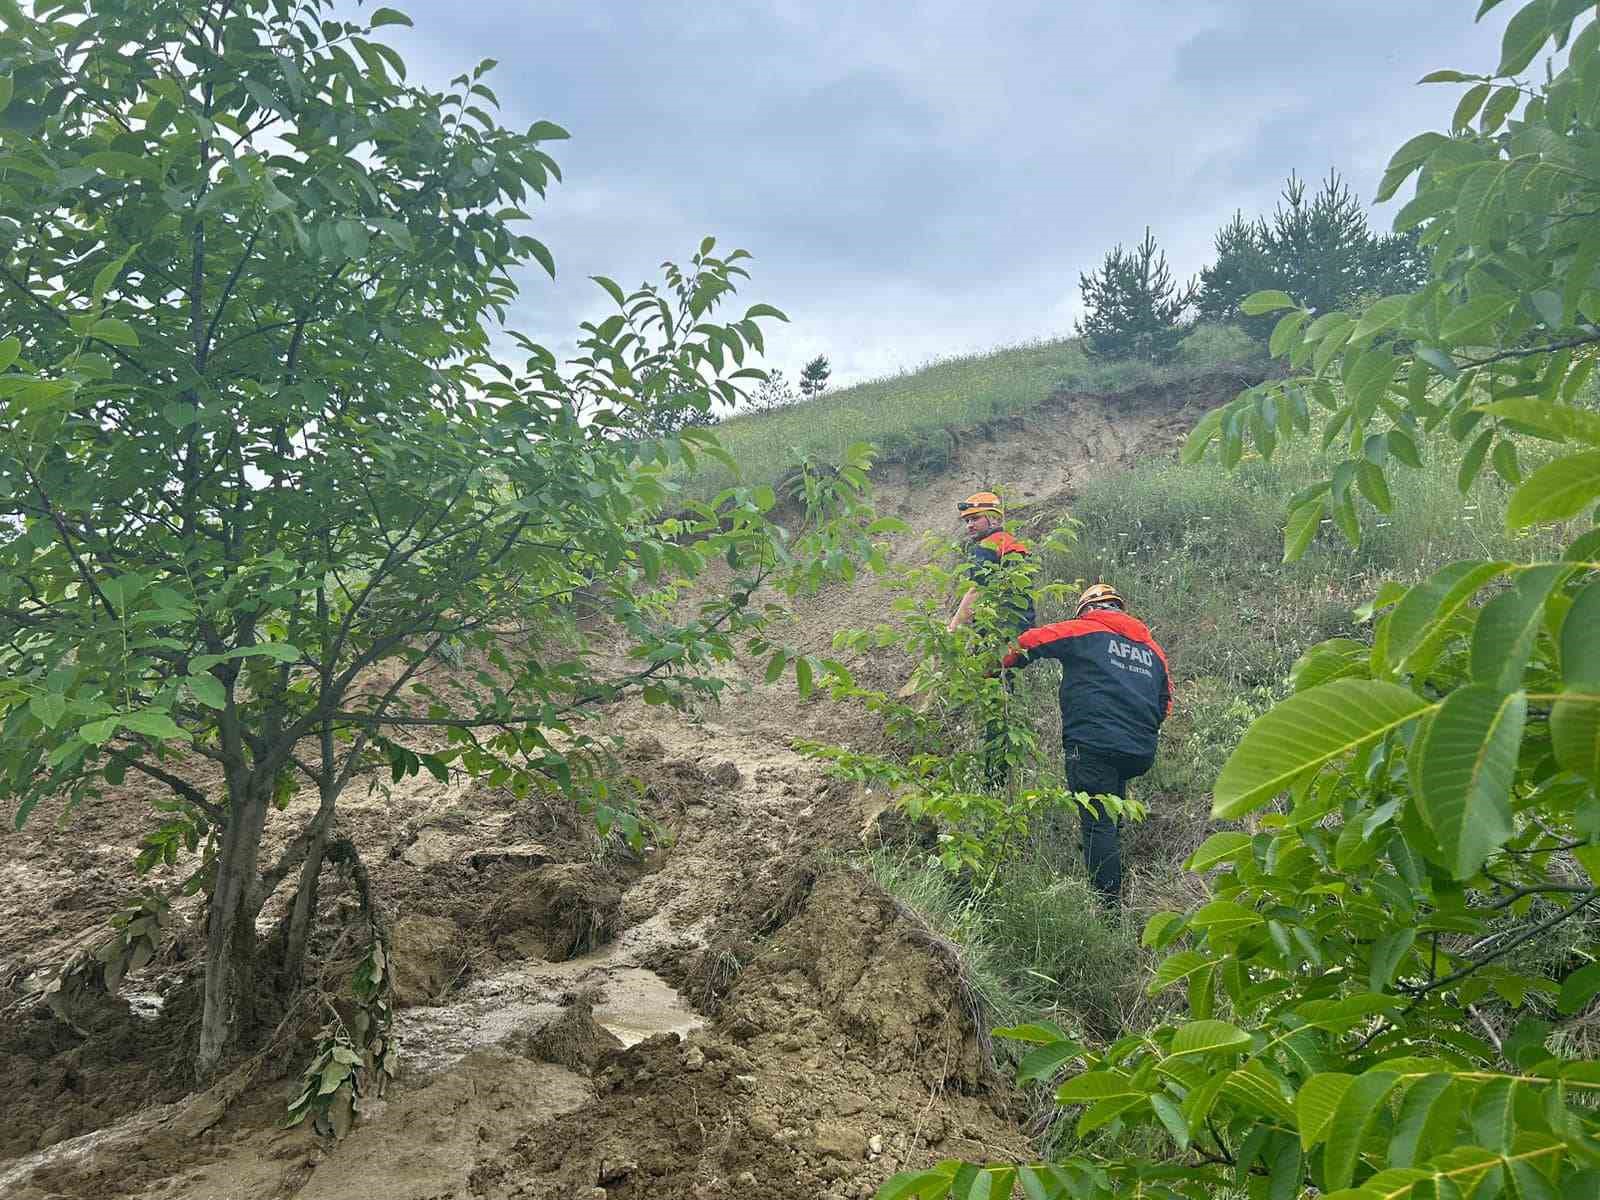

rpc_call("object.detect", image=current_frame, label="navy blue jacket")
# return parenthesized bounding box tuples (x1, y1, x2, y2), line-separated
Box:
(1002, 608, 1171, 759)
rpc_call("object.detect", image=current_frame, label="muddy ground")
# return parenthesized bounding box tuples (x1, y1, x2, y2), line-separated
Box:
(0, 370, 1258, 1199)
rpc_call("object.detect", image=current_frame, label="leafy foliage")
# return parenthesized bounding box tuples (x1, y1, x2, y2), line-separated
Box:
(1076, 228, 1196, 364)
(880, 3, 1600, 1196)
(0, 0, 883, 1086)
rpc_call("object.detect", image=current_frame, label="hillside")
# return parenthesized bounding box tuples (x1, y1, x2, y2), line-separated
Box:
(0, 351, 1269, 1198)
(0, 343, 1569, 1200)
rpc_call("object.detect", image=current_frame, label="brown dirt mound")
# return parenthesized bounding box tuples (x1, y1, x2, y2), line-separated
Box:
(475, 868, 1022, 1199)
(521, 989, 624, 1072)
(0, 980, 201, 1161)
(489, 864, 623, 962)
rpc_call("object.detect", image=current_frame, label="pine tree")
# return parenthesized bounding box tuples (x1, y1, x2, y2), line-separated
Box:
(1075, 228, 1196, 363)
(798, 354, 831, 400)
(1193, 170, 1430, 336)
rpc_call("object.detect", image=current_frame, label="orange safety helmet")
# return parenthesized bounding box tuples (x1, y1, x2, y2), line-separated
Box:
(1075, 582, 1124, 617)
(957, 491, 1002, 519)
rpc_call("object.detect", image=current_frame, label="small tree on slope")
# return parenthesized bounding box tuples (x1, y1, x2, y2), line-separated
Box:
(1075, 228, 1196, 364)
(0, 0, 881, 1083)
(799, 353, 832, 400)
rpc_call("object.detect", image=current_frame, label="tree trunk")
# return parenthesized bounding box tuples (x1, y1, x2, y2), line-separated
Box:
(197, 788, 270, 1077)
(283, 826, 328, 990)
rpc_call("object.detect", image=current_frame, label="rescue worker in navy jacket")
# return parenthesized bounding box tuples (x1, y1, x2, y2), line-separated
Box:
(948, 491, 1036, 786)
(1002, 582, 1171, 905)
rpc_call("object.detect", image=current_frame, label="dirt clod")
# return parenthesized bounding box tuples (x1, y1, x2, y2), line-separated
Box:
(522, 991, 623, 1073)
(388, 914, 465, 1007)
(490, 864, 622, 962)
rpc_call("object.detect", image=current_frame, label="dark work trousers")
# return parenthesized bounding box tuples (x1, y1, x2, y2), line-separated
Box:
(1065, 742, 1154, 905)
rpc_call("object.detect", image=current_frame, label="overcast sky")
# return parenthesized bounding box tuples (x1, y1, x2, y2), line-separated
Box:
(375, 2, 1515, 387)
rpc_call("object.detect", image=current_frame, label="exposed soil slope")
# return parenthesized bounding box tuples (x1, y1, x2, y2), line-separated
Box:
(0, 367, 1262, 1199)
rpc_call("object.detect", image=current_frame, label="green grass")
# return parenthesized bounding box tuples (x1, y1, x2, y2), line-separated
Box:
(688, 324, 1264, 494)
(863, 850, 1148, 1043)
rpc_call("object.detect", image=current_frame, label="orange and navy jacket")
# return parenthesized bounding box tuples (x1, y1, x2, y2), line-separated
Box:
(965, 531, 1037, 633)
(1001, 608, 1171, 758)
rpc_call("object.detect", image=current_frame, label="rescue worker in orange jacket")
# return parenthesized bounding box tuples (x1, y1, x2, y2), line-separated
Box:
(948, 491, 1036, 786)
(1002, 583, 1171, 905)
(948, 491, 1036, 635)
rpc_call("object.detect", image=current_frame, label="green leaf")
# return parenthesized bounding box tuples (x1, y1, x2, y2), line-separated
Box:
(1413, 684, 1526, 879)
(1140, 910, 1187, 949)
(876, 1169, 956, 1200)
(1390, 1075, 1459, 1168)
(1416, 345, 1460, 377)
(1440, 295, 1514, 342)
(121, 710, 185, 740)
(369, 6, 412, 26)
(1016, 1039, 1087, 1084)
(1506, 451, 1600, 527)
(1357, 462, 1394, 514)
(89, 317, 139, 347)
(1551, 696, 1600, 783)
(993, 1022, 1070, 1045)
(79, 717, 120, 746)
(1469, 564, 1568, 691)
(1182, 407, 1226, 464)
(1498, 0, 1554, 74)
(186, 674, 226, 710)
(1453, 81, 1494, 130)
(29, 693, 67, 729)
(1471, 1077, 1517, 1153)
(1283, 498, 1323, 563)
(1386, 560, 1514, 674)
(1185, 831, 1253, 871)
(1149, 1093, 1191, 1150)
(1270, 310, 1307, 357)
(0, 74, 11, 115)
(1241, 290, 1298, 316)
(1298, 1072, 1355, 1150)
(1170, 1019, 1251, 1057)
(1324, 1070, 1401, 1189)
(236, 642, 302, 664)
(1345, 348, 1399, 414)
(527, 237, 556, 279)
(1371, 929, 1418, 992)
(1352, 295, 1411, 341)
(591, 275, 627, 307)
(1558, 963, 1600, 1015)
(1483, 399, 1600, 446)
(1213, 680, 1432, 818)
(92, 243, 138, 306)
(527, 120, 570, 141)
(1388, 429, 1424, 469)
(1055, 1071, 1144, 1101)
(81, 150, 163, 182)
(1188, 900, 1263, 937)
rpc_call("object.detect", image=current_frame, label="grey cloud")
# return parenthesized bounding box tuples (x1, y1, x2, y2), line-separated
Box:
(371, 1, 1524, 383)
